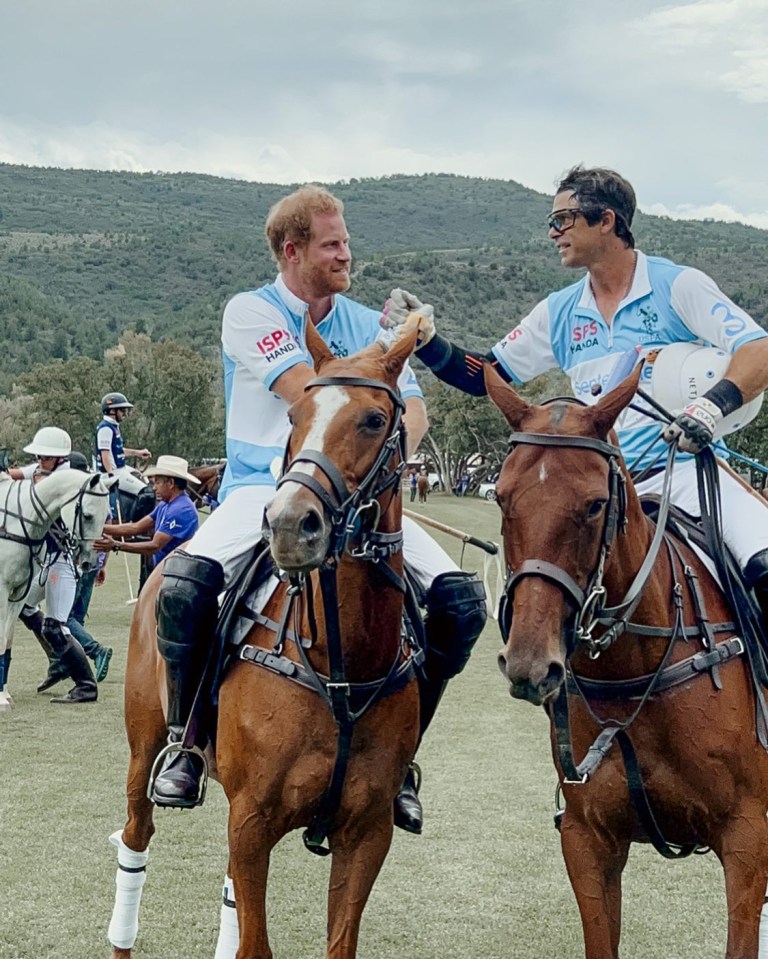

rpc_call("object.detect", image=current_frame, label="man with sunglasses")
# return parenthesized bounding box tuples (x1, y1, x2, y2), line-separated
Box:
(382, 164, 768, 629)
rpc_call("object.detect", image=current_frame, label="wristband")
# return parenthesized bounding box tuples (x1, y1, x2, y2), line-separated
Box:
(702, 378, 743, 417)
(113, 542, 120, 552)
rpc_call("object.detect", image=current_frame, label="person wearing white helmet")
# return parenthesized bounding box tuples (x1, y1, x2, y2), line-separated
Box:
(8, 427, 100, 704)
(382, 165, 768, 621)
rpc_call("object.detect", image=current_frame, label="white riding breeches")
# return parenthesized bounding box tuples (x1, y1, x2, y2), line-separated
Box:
(635, 458, 768, 568)
(185, 483, 458, 593)
(23, 553, 77, 628)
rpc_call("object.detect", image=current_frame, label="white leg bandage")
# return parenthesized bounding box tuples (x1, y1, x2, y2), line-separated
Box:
(107, 830, 149, 950)
(213, 874, 239, 959)
(759, 894, 768, 958)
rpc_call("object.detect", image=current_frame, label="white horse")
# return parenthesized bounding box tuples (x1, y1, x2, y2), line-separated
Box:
(0, 469, 116, 711)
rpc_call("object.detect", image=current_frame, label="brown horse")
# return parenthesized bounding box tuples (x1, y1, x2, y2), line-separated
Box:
(107, 321, 422, 959)
(485, 362, 768, 959)
(417, 473, 429, 503)
(188, 461, 225, 510)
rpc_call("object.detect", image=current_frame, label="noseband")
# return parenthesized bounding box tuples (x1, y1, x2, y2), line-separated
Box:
(275, 376, 408, 564)
(499, 431, 628, 657)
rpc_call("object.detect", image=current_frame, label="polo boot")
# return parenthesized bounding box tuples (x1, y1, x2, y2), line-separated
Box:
(150, 552, 224, 809)
(394, 571, 488, 834)
(18, 606, 68, 691)
(746, 548, 768, 640)
(44, 619, 98, 704)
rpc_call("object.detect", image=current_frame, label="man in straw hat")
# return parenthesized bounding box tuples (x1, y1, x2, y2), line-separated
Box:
(95, 454, 200, 567)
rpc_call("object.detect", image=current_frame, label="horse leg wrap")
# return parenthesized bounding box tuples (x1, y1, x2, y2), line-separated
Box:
(156, 551, 224, 729)
(213, 874, 240, 959)
(107, 830, 149, 950)
(0, 649, 10, 691)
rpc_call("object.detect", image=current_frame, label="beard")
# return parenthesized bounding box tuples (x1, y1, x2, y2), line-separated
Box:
(301, 260, 351, 298)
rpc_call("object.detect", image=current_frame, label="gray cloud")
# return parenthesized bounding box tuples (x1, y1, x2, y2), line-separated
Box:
(0, 0, 766, 228)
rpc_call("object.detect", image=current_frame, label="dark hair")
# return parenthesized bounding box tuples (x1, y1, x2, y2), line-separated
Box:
(556, 165, 636, 248)
(68, 451, 90, 472)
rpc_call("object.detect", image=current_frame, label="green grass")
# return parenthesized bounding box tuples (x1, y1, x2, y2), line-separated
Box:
(0, 496, 727, 958)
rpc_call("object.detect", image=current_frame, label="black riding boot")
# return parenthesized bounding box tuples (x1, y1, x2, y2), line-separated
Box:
(394, 571, 488, 834)
(18, 606, 68, 691)
(150, 551, 224, 809)
(745, 548, 768, 635)
(45, 619, 98, 704)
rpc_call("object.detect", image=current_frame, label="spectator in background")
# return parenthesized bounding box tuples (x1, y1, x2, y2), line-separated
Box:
(9, 428, 98, 704)
(95, 455, 200, 566)
(409, 468, 418, 502)
(37, 451, 114, 692)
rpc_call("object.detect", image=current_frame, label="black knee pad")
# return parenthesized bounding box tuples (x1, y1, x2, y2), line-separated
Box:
(423, 571, 487, 679)
(156, 551, 224, 664)
(745, 548, 768, 591)
(19, 605, 44, 633)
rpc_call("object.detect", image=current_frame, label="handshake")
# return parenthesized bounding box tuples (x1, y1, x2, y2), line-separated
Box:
(380, 289, 437, 348)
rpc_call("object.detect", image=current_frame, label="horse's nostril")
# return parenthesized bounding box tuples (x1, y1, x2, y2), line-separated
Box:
(300, 508, 323, 542)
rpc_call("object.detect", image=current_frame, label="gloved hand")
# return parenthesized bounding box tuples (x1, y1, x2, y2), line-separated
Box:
(380, 288, 436, 346)
(661, 398, 723, 453)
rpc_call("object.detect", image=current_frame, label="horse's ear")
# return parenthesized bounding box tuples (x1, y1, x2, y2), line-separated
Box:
(87, 473, 101, 489)
(589, 363, 644, 437)
(380, 319, 421, 382)
(305, 318, 335, 371)
(484, 363, 530, 428)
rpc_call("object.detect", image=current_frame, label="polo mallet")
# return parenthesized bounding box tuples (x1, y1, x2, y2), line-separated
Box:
(114, 494, 138, 606)
(403, 508, 505, 619)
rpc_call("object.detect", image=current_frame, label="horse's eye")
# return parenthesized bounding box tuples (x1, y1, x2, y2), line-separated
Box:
(587, 498, 607, 518)
(362, 412, 386, 431)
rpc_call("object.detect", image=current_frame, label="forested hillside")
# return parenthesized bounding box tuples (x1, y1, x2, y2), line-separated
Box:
(1, 163, 767, 473)
(2, 163, 767, 389)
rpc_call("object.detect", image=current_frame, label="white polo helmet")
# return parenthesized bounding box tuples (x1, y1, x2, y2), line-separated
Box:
(23, 426, 72, 457)
(651, 342, 763, 438)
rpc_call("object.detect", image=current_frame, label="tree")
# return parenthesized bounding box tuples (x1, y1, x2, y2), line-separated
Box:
(9, 333, 224, 465)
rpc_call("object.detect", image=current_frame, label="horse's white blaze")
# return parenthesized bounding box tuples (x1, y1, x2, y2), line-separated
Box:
(272, 386, 350, 507)
(539, 463, 548, 483)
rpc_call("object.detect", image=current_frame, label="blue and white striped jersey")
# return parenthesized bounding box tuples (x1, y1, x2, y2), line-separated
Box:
(220, 274, 423, 500)
(491, 251, 767, 469)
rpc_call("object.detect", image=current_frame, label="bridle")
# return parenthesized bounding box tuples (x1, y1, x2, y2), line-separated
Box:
(249, 373, 415, 857)
(0, 474, 111, 600)
(499, 430, 628, 658)
(498, 419, 680, 658)
(273, 375, 408, 570)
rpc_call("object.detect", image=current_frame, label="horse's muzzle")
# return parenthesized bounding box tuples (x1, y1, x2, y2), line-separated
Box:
(497, 647, 565, 707)
(264, 498, 330, 572)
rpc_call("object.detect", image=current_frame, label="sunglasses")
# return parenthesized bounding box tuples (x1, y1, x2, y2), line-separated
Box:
(546, 208, 588, 233)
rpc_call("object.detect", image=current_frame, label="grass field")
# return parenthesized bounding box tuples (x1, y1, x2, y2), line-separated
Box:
(1, 494, 729, 958)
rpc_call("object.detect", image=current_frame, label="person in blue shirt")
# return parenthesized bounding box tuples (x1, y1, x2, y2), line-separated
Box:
(382, 163, 768, 625)
(95, 455, 200, 566)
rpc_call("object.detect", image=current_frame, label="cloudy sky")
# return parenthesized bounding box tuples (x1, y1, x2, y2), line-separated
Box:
(1, 0, 767, 227)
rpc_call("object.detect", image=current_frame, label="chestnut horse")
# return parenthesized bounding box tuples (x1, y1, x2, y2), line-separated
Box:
(107, 322, 421, 959)
(188, 461, 225, 511)
(485, 362, 768, 959)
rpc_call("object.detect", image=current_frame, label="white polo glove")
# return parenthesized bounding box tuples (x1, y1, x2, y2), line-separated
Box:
(380, 288, 436, 347)
(661, 398, 722, 454)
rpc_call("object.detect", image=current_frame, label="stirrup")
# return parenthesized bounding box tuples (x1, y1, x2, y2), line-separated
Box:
(147, 740, 209, 807)
(406, 760, 422, 793)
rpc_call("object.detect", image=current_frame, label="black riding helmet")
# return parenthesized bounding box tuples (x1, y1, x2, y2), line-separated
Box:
(68, 451, 90, 472)
(101, 391, 135, 414)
